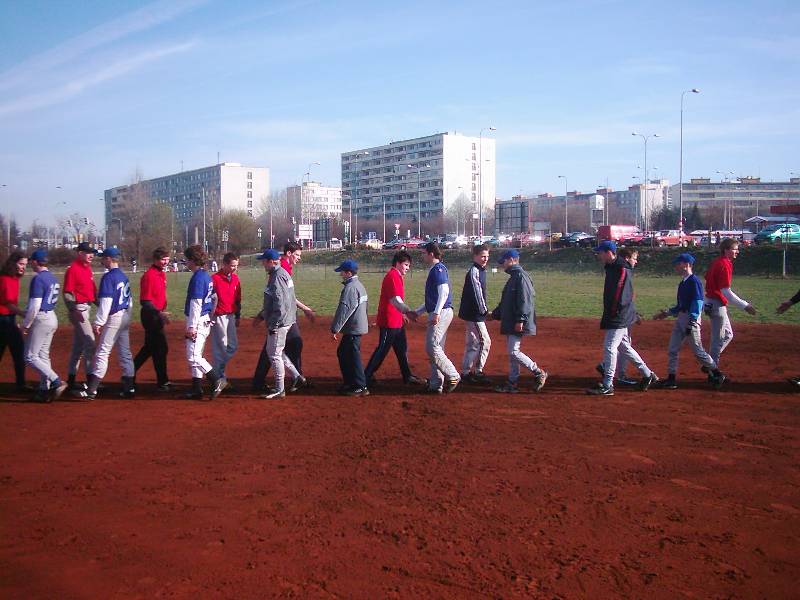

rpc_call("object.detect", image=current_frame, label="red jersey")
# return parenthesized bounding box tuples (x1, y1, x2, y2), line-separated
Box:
(0, 274, 21, 315)
(704, 256, 733, 305)
(63, 259, 96, 303)
(140, 264, 167, 311)
(212, 271, 242, 316)
(280, 256, 293, 276)
(376, 267, 405, 328)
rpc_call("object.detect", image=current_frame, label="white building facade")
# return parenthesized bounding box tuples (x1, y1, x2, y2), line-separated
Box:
(287, 181, 342, 223)
(341, 132, 496, 236)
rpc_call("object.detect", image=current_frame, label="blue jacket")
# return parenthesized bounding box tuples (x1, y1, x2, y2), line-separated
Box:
(458, 263, 488, 322)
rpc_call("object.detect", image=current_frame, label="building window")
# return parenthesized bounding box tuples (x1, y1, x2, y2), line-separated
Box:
(247, 190, 253, 198)
(247, 181, 253, 189)
(247, 200, 253, 208)
(247, 171, 252, 179)
(472, 143, 476, 150)
(472, 193, 477, 202)
(248, 210, 253, 217)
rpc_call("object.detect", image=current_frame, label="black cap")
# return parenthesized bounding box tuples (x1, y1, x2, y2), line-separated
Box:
(75, 242, 97, 253)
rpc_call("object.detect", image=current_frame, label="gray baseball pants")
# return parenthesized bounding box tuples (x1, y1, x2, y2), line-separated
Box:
(24, 311, 59, 389)
(92, 309, 134, 379)
(705, 298, 733, 366)
(461, 321, 491, 375)
(211, 313, 238, 376)
(506, 334, 541, 384)
(267, 325, 299, 392)
(68, 303, 95, 378)
(667, 312, 717, 375)
(602, 327, 652, 388)
(425, 307, 459, 390)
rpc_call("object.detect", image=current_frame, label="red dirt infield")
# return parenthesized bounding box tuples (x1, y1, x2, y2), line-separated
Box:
(1, 317, 799, 599)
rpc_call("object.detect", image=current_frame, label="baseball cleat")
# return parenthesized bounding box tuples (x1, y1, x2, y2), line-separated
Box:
(261, 388, 286, 399)
(532, 370, 548, 392)
(288, 375, 307, 393)
(49, 381, 69, 401)
(494, 381, 519, 394)
(69, 383, 88, 398)
(471, 372, 492, 385)
(788, 376, 800, 388)
(711, 372, 727, 390)
(616, 376, 638, 386)
(210, 377, 228, 399)
(31, 390, 51, 403)
(655, 377, 678, 390)
(424, 386, 443, 395)
(404, 375, 426, 386)
(639, 372, 659, 391)
(345, 387, 370, 397)
(444, 378, 460, 393)
(586, 383, 614, 396)
(156, 382, 174, 392)
(461, 373, 476, 384)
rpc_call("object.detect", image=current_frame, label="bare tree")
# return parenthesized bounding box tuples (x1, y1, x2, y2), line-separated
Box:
(219, 209, 258, 254)
(112, 171, 174, 262)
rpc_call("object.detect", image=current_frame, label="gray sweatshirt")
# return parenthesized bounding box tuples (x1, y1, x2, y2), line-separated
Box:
(331, 275, 369, 335)
(491, 263, 536, 336)
(263, 265, 297, 330)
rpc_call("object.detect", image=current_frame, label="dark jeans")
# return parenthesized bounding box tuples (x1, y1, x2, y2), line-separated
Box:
(252, 322, 302, 389)
(0, 314, 25, 386)
(133, 308, 169, 385)
(337, 334, 365, 390)
(364, 327, 412, 383)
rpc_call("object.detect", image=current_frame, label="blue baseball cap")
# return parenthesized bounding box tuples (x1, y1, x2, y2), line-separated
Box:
(497, 249, 519, 264)
(256, 248, 281, 261)
(594, 240, 617, 253)
(98, 247, 121, 258)
(673, 252, 696, 265)
(30, 248, 48, 262)
(334, 259, 358, 273)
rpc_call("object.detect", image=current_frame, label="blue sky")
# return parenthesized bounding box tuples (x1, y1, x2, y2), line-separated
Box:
(1, 0, 798, 227)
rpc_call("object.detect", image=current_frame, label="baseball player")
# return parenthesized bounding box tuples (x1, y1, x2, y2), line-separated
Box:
(63, 241, 98, 395)
(133, 247, 172, 391)
(211, 252, 242, 384)
(21, 249, 68, 402)
(183, 245, 228, 400)
(0, 251, 30, 392)
(363, 250, 424, 388)
(84, 248, 135, 399)
(330, 259, 369, 396)
(458, 243, 492, 384)
(587, 240, 658, 396)
(704, 238, 757, 370)
(415, 242, 460, 394)
(254, 248, 302, 399)
(491, 249, 548, 393)
(653, 253, 726, 389)
(776, 289, 800, 390)
(251, 242, 315, 393)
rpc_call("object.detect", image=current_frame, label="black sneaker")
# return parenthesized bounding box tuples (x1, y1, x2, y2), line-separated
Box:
(49, 381, 69, 401)
(700, 365, 710, 374)
(532, 370, 548, 392)
(461, 373, 477, 385)
(182, 390, 204, 400)
(494, 381, 519, 394)
(471, 372, 492, 385)
(617, 376, 638, 387)
(655, 378, 678, 390)
(639, 373, 659, 391)
(31, 389, 51, 403)
(345, 388, 370, 397)
(289, 375, 307, 392)
(788, 376, 800, 388)
(404, 375, 426, 386)
(710, 372, 727, 390)
(261, 388, 285, 399)
(586, 383, 614, 396)
(210, 377, 228, 399)
(156, 382, 174, 392)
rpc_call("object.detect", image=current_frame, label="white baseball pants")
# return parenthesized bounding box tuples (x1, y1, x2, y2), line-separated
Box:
(25, 311, 59, 389)
(186, 315, 213, 379)
(92, 309, 134, 380)
(461, 321, 491, 375)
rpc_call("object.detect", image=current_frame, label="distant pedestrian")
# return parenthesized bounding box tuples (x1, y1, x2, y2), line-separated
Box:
(586, 241, 658, 396)
(653, 253, 726, 389)
(133, 247, 172, 391)
(63, 241, 98, 396)
(211, 252, 242, 382)
(211, 258, 218, 273)
(776, 289, 800, 390)
(491, 249, 548, 393)
(458, 243, 492, 384)
(415, 242, 460, 394)
(330, 260, 369, 396)
(0, 251, 29, 392)
(21, 249, 68, 402)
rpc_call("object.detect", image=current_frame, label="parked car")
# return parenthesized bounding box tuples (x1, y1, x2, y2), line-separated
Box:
(560, 232, 595, 247)
(754, 223, 800, 245)
(382, 237, 407, 249)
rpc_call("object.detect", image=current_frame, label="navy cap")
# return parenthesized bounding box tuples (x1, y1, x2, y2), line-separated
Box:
(673, 252, 696, 265)
(334, 259, 358, 273)
(497, 249, 519, 264)
(30, 249, 48, 262)
(75, 241, 97, 253)
(98, 247, 121, 258)
(594, 240, 617, 253)
(256, 248, 281, 261)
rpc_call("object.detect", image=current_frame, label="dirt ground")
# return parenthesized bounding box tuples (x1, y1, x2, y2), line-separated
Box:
(1, 317, 799, 599)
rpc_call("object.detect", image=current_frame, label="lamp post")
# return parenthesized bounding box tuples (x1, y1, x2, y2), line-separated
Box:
(631, 132, 660, 230)
(557, 175, 568, 234)
(201, 184, 207, 253)
(257, 226, 262, 251)
(478, 126, 496, 239)
(407, 163, 431, 239)
(679, 88, 700, 231)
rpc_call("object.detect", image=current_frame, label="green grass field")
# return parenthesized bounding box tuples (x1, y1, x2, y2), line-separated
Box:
(20, 264, 800, 325)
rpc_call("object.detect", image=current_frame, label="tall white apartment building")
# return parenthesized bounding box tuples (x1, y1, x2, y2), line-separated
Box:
(341, 132, 496, 235)
(104, 162, 269, 245)
(287, 181, 343, 223)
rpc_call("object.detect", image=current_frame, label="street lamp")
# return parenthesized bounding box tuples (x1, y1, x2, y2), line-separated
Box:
(478, 126, 496, 239)
(679, 88, 700, 231)
(631, 132, 660, 230)
(407, 163, 431, 238)
(557, 175, 568, 233)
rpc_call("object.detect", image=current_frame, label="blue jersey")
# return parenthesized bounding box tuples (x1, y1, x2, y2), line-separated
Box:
(424, 262, 452, 313)
(29, 270, 60, 311)
(184, 269, 214, 317)
(671, 273, 705, 320)
(98, 268, 131, 315)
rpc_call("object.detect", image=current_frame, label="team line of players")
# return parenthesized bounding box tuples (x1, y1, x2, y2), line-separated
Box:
(1, 238, 798, 401)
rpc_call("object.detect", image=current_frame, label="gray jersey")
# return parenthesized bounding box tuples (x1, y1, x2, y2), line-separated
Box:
(263, 266, 297, 330)
(331, 275, 368, 335)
